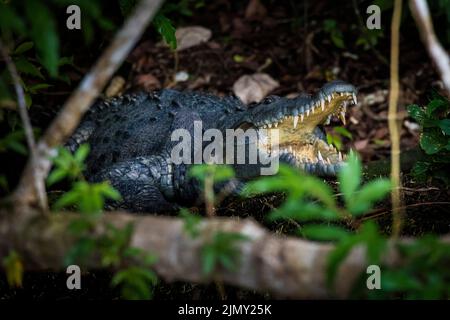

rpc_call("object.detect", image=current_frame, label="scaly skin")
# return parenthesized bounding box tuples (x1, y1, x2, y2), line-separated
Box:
(67, 80, 357, 212)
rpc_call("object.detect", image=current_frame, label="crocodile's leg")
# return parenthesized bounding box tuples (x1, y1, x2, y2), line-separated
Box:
(65, 120, 96, 153)
(91, 156, 178, 213)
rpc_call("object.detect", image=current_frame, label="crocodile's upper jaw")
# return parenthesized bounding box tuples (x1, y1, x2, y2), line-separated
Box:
(248, 81, 357, 175)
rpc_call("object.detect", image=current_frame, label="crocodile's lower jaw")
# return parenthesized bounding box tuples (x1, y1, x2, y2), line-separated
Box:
(257, 91, 357, 175)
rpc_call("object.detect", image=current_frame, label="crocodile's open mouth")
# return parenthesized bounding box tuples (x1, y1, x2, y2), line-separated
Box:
(251, 81, 357, 176)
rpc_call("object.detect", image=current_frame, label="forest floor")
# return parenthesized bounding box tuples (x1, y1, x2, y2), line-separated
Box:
(3, 0, 450, 299)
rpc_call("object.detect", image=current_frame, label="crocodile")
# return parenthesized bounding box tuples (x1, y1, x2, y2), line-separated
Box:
(67, 80, 357, 212)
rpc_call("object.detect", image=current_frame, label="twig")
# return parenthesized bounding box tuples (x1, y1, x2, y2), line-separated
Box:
(11, 0, 164, 209)
(0, 40, 47, 211)
(409, 0, 450, 97)
(388, 0, 404, 238)
(360, 201, 450, 221)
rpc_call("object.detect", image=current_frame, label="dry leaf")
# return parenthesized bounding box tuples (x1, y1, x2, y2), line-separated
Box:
(233, 73, 280, 104)
(245, 0, 267, 21)
(175, 26, 212, 51)
(134, 74, 161, 91)
(105, 76, 126, 98)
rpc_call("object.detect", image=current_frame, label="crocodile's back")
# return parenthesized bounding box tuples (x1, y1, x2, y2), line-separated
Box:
(81, 89, 244, 175)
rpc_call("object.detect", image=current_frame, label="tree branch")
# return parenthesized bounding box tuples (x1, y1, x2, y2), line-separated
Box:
(388, 0, 404, 238)
(11, 0, 164, 210)
(409, 0, 450, 97)
(0, 207, 422, 299)
(0, 40, 47, 211)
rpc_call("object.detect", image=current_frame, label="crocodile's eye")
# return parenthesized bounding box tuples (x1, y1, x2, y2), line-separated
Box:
(236, 122, 254, 130)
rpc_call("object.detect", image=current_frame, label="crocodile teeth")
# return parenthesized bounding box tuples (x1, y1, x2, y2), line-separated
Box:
(306, 109, 310, 117)
(352, 93, 357, 105)
(338, 151, 343, 161)
(293, 115, 299, 128)
(327, 95, 331, 103)
(300, 114, 304, 122)
(339, 111, 346, 125)
(320, 99, 325, 111)
(274, 122, 278, 128)
(317, 150, 324, 161)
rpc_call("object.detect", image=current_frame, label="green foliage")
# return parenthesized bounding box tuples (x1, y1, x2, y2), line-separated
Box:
(323, 19, 345, 49)
(48, 144, 120, 214)
(243, 152, 392, 292)
(47, 144, 89, 186)
(153, 13, 177, 50)
(66, 219, 158, 300)
(53, 181, 121, 214)
(327, 221, 386, 287)
(180, 208, 202, 238)
(0, 0, 114, 78)
(2, 251, 24, 288)
(111, 265, 158, 300)
(356, 29, 384, 50)
(189, 164, 235, 185)
(0, 130, 28, 155)
(162, 0, 206, 17)
(48, 143, 157, 300)
(407, 93, 450, 184)
(376, 236, 450, 299)
(201, 232, 249, 276)
(118, 0, 179, 50)
(244, 153, 390, 223)
(326, 126, 353, 151)
(338, 152, 391, 216)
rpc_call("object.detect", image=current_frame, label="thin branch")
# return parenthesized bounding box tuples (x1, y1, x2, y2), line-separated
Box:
(388, 0, 404, 238)
(0, 40, 47, 211)
(11, 0, 164, 209)
(409, 0, 450, 97)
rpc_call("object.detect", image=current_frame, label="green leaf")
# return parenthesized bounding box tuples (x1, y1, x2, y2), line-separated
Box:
(349, 179, 391, 216)
(420, 128, 447, 154)
(359, 221, 386, 264)
(331, 33, 345, 49)
(53, 189, 80, 211)
(327, 236, 360, 286)
(180, 208, 202, 238)
(269, 199, 339, 222)
(438, 119, 450, 135)
(153, 13, 177, 50)
(99, 183, 122, 201)
(58, 56, 75, 67)
(14, 57, 44, 80)
(426, 98, 447, 118)
(74, 144, 90, 163)
(28, 83, 52, 94)
(0, 4, 26, 35)
(338, 151, 361, 205)
(201, 247, 216, 275)
(0, 175, 8, 192)
(47, 168, 67, 186)
(301, 225, 349, 241)
(407, 104, 425, 124)
(334, 126, 353, 139)
(14, 42, 34, 55)
(118, 0, 138, 16)
(25, 0, 59, 77)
